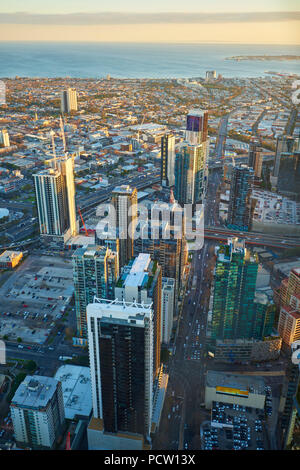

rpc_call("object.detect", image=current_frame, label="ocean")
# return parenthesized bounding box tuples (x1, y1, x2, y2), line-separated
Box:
(0, 42, 300, 79)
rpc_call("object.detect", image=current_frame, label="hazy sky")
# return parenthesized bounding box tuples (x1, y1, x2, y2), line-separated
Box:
(0, 0, 299, 44)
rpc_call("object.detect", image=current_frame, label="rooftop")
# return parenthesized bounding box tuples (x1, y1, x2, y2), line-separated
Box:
(206, 370, 265, 396)
(87, 297, 153, 326)
(123, 253, 151, 289)
(0, 250, 22, 262)
(11, 375, 60, 410)
(54, 365, 92, 420)
(112, 184, 135, 195)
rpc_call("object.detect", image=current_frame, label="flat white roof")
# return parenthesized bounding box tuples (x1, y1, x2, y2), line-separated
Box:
(87, 298, 153, 324)
(12, 375, 59, 409)
(130, 253, 151, 274)
(123, 253, 151, 288)
(54, 365, 92, 420)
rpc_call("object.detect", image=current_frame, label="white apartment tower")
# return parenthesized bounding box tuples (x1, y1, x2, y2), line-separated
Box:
(33, 155, 77, 241)
(61, 88, 78, 113)
(10, 376, 65, 449)
(111, 185, 138, 268)
(161, 134, 175, 187)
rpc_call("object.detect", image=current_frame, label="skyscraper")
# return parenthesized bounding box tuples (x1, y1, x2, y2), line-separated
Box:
(174, 109, 209, 208)
(115, 253, 162, 379)
(61, 88, 78, 113)
(161, 134, 175, 187)
(11, 376, 65, 450)
(281, 344, 300, 449)
(111, 185, 138, 268)
(271, 135, 300, 196)
(227, 165, 254, 231)
(87, 298, 153, 450)
(211, 238, 274, 342)
(248, 140, 263, 179)
(134, 199, 187, 297)
(272, 135, 296, 179)
(73, 245, 119, 338)
(205, 70, 217, 82)
(161, 277, 175, 344)
(175, 143, 208, 206)
(185, 109, 208, 146)
(278, 305, 300, 347)
(33, 155, 77, 242)
(278, 268, 300, 346)
(279, 268, 300, 307)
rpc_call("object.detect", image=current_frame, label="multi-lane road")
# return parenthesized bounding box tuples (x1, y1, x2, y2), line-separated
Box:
(205, 226, 300, 249)
(153, 241, 215, 450)
(78, 172, 160, 213)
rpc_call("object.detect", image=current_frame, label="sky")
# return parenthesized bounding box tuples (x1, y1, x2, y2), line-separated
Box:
(0, 0, 299, 44)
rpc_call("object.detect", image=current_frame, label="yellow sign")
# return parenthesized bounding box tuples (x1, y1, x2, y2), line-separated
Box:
(216, 386, 249, 397)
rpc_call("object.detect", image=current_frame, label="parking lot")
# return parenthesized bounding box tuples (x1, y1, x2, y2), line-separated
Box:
(201, 400, 268, 450)
(0, 255, 74, 344)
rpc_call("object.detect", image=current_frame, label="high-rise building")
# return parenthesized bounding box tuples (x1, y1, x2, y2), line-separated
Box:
(33, 156, 77, 241)
(134, 231, 184, 298)
(278, 306, 300, 346)
(278, 268, 300, 346)
(175, 143, 208, 207)
(248, 140, 263, 179)
(174, 109, 209, 208)
(211, 238, 274, 342)
(115, 253, 162, 379)
(161, 134, 175, 187)
(279, 268, 300, 307)
(0, 129, 10, 147)
(273, 135, 296, 179)
(87, 298, 153, 450)
(111, 185, 138, 268)
(227, 165, 254, 231)
(73, 245, 119, 338)
(61, 88, 78, 113)
(270, 135, 300, 197)
(134, 199, 187, 297)
(10, 376, 65, 450)
(161, 277, 175, 344)
(205, 71, 217, 82)
(185, 109, 208, 146)
(281, 343, 300, 449)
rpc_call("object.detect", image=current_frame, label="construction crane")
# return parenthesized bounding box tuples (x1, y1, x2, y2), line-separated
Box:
(78, 208, 88, 236)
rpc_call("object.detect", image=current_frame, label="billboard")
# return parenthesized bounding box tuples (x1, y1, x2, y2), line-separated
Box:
(216, 386, 249, 398)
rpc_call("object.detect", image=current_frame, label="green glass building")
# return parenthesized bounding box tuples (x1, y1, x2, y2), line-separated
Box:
(211, 238, 274, 341)
(73, 245, 119, 338)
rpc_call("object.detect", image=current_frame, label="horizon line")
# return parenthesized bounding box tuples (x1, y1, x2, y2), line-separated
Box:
(0, 40, 300, 46)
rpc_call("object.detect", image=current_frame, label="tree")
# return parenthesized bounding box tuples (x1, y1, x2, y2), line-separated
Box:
(24, 360, 37, 372)
(17, 337, 22, 343)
